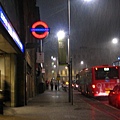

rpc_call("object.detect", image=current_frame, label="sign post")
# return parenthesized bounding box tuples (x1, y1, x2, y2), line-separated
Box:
(30, 21, 50, 88)
(30, 20, 50, 63)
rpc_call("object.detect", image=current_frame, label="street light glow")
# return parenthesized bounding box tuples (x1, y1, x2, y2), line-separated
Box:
(53, 65, 56, 68)
(112, 38, 118, 44)
(53, 57, 56, 61)
(65, 66, 68, 69)
(57, 30, 65, 40)
(81, 61, 84, 65)
(84, 0, 93, 2)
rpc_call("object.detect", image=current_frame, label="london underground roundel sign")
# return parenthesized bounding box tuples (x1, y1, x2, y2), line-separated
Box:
(30, 21, 50, 39)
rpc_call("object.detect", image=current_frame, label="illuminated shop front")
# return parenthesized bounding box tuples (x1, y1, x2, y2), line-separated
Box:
(0, 4, 24, 107)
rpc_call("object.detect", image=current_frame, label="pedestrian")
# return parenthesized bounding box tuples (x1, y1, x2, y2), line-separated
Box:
(55, 81, 58, 91)
(45, 80, 49, 90)
(3, 80, 10, 102)
(50, 79, 53, 91)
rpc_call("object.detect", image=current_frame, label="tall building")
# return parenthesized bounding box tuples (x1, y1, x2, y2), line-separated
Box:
(0, 0, 40, 107)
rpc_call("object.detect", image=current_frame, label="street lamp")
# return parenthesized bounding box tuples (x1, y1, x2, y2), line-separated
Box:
(112, 38, 119, 44)
(80, 60, 87, 68)
(57, 30, 65, 40)
(68, 0, 95, 104)
(54, 0, 93, 104)
(67, 0, 71, 103)
(81, 61, 84, 65)
(68, 0, 70, 62)
(84, 0, 93, 2)
(56, 0, 71, 102)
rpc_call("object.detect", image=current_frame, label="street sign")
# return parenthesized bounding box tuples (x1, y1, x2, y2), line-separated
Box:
(57, 74, 60, 80)
(36, 52, 44, 63)
(42, 68, 45, 73)
(30, 21, 50, 39)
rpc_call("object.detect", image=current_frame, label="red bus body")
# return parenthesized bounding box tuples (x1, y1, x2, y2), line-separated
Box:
(78, 65, 120, 97)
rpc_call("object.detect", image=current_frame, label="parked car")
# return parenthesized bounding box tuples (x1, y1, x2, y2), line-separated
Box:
(72, 83, 79, 90)
(108, 84, 120, 109)
(72, 80, 79, 90)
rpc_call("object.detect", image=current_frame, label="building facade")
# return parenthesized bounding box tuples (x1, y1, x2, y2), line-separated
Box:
(0, 0, 40, 107)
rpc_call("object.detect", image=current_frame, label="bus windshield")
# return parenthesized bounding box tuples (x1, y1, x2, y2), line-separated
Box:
(95, 67, 119, 80)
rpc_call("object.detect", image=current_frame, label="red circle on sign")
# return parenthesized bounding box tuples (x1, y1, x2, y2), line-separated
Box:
(31, 21, 49, 39)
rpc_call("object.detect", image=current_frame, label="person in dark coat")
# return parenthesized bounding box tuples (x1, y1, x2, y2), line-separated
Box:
(50, 79, 53, 91)
(45, 80, 49, 90)
(55, 81, 58, 91)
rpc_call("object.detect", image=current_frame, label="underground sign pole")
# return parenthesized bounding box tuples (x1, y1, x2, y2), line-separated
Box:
(29, 21, 50, 98)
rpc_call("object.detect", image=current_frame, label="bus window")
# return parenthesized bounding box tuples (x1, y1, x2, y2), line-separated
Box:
(95, 68, 119, 80)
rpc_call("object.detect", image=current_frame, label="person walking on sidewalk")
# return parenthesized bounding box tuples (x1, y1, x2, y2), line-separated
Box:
(50, 79, 53, 91)
(45, 80, 49, 90)
(55, 80, 58, 91)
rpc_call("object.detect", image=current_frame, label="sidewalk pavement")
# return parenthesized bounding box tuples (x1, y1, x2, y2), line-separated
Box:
(1, 88, 85, 120)
(0, 88, 114, 120)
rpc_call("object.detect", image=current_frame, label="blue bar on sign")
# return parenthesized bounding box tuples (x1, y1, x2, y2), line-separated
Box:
(31, 28, 50, 32)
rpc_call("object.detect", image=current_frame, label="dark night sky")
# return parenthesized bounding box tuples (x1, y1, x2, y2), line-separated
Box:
(36, 0, 120, 67)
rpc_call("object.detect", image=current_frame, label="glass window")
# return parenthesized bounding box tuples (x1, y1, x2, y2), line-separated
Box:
(95, 67, 119, 80)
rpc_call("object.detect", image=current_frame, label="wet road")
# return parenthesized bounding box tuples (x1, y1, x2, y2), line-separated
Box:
(73, 90, 120, 120)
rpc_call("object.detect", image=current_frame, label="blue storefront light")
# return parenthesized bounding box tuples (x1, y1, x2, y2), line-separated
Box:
(0, 5, 24, 53)
(118, 57, 120, 60)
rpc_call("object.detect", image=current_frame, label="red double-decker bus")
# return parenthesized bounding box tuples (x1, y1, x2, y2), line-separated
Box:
(78, 65, 120, 97)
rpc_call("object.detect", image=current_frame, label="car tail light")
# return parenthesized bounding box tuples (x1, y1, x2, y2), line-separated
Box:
(92, 84, 95, 89)
(111, 91, 115, 94)
(76, 84, 79, 88)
